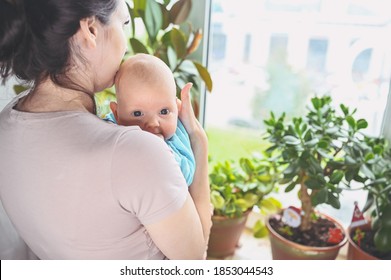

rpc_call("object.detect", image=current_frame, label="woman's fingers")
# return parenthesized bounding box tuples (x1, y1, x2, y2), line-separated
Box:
(178, 83, 197, 132)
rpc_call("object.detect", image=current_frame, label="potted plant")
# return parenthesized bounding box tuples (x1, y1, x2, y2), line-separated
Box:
(262, 95, 374, 259)
(347, 138, 391, 260)
(207, 156, 281, 259)
(95, 0, 212, 119)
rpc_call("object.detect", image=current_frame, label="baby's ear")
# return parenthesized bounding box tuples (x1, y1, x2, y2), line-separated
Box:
(109, 101, 119, 122)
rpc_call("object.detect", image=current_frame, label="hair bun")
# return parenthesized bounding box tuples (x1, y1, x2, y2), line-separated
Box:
(0, 0, 26, 61)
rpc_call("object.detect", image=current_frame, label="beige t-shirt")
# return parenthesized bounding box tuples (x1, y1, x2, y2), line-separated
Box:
(0, 94, 188, 259)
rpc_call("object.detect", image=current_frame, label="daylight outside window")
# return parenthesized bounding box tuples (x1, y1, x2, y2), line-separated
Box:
(204, 0, 391, 225)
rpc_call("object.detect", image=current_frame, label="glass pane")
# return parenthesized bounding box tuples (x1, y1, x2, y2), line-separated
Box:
(205, 0, 391, 226)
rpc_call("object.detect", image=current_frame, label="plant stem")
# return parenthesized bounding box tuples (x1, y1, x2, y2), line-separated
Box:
(300, 171, 312, 231)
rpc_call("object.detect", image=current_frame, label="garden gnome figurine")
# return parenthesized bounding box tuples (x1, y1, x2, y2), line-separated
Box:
(350, 201, 367, 227)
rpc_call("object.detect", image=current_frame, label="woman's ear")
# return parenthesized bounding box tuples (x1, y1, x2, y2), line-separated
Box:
(78, 16, 98, 48)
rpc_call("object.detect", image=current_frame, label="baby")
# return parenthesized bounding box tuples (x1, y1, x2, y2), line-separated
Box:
(106, 54, 195, 186)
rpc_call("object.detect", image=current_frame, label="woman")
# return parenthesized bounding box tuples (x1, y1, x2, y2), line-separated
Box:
(0, 0, 211, 259)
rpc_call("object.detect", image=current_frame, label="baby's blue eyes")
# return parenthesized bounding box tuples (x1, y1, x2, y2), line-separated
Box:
(160, 109, 169, 115)
(131, 109, 170, 117)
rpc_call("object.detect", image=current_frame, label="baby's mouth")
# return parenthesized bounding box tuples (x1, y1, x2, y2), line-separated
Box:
(154, 133, 165, 140)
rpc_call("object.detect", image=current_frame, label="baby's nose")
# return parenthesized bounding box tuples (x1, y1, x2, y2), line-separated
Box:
(144, 117, 160, 132)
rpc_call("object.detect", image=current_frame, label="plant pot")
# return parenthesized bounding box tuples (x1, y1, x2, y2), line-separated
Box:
(347, 223, 379, 260)
(266, 211, 347, 260)
(207, 211, 250, 259)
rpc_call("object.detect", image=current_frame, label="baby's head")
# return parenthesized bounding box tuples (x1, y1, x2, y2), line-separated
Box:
(111, 54, 178, 140)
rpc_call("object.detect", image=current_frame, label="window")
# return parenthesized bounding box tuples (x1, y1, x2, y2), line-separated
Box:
(204, 0, 391, 225)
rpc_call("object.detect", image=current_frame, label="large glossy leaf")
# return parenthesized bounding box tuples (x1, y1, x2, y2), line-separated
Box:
(132, 0, 146, 18)
(193, 61, 213, 92)
(129, 38, 149, 54)
(167, 46, 178, 71)
(170, 0, 192, 24)
(143, 0, 163, 44)
(170, 28, 187, 59)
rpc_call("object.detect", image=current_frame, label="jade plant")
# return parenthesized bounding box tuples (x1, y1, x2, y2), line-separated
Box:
(263, 95, 375, 232)
(209, 156, 281, 222)
(355, 138, 391, 256)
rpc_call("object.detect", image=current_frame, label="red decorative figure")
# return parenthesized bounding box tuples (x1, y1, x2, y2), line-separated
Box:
(350, 201, 367, 228)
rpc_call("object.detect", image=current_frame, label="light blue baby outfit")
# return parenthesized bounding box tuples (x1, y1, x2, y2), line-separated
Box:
(104, 112, 195, 186)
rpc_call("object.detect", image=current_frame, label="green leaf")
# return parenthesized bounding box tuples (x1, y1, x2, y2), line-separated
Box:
(325, 126, 338, 134)
(304, 138, 318, 148)
(167, 46, 178, 71)
(132, 0, 146, 18)
(360, 164, 375, 180)
(346, 115, 356, 129)
(169, 0, 192, 24)
(357, 119, 368, 130)
(143, 0, 163, 44)
(330, 170, 344, 184)
(210, 190, 225, 210)
(193, 61, 213, 92)
(129, 38, 149, 54)
(327, 192, 341, 209)
(170, 28, 187, 59)
(253, 220, 268, 238)
(13, 85, 29, 95)
(311, 188, 328, 206)
(340, 104, 349, 115)
(283, 135, 301, 145)
(305, 176, 325, 190)
(311, 97, 320, 109)
(285, 181, 297, 192)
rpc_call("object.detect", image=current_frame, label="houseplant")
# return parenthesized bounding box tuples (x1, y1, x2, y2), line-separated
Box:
(95, 0, 212, 119)
(207, 156, 281, 258)
(347, 138, 391, 260)
(262, 95, 373, 259)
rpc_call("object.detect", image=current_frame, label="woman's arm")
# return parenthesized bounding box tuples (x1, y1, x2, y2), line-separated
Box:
(145, 83, 212, 260)
(178, 83, 212, 255)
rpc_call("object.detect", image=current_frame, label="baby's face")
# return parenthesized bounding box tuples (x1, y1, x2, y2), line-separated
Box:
(116, 82, 178, 140)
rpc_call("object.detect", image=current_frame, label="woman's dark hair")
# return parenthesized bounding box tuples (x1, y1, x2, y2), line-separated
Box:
(0, 0, 118, 86)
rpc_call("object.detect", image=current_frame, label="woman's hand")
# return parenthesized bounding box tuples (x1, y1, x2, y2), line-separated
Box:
(177, 83, 207, 146)
(177, 83, 212, 256)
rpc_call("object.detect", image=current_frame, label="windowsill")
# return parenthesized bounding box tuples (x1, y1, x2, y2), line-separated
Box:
(210, 211, 348, 260)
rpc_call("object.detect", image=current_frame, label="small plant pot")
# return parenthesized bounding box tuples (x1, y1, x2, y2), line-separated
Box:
(347, 223, 379, 260)
(266, 211, 347, 260)
(207, 211, 250, 259)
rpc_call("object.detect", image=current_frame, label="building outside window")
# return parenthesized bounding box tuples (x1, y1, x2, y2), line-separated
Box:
(204, 0, 391, 225)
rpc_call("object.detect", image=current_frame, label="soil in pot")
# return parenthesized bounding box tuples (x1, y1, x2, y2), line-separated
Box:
(349, 227, 391, 260)
(269, 214, 345, 247)
(267, 212, 347, 259)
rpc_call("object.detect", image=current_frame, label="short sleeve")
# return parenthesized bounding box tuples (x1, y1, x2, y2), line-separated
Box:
(110, 129, 188, 225)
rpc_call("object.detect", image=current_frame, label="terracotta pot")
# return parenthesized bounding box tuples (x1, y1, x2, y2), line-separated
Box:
(266, 211, 347, 260)
(207, 211, 250, 259)
(347, 223, 379, 260)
